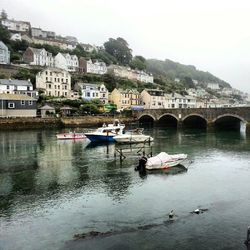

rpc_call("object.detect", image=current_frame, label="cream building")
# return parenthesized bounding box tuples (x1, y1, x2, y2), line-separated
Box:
(140, 89, 166, 109)
(36, 68, 71, 97)
(165, 93, 196, 108)
(110, 88, 140, 110)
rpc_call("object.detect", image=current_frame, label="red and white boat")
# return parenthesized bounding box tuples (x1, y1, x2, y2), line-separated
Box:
(145, 152, 188, 170)
(56, 132, 86, 140)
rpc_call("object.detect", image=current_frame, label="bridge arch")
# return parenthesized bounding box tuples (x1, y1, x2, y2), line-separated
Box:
(138, 114, 155, 127)
(182, 113, 207, 129)
(157, 113, 178, 127)
(213, 114, 246, 131)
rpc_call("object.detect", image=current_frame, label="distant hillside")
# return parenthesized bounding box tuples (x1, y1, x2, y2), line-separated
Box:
(146, 59, 231, 88)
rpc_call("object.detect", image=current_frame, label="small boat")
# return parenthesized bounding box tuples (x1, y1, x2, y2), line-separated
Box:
(56, 132, 86, 140)
(113, 128, 153, 143)
(84, 120, 125, 142)
(136, 152, 187, 171)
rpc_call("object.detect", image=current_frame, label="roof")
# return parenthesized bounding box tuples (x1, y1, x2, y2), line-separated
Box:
(60, 106, 72, 110)
(0, 93, 36, 101)
(39, 105, 55, 110)
(28, 47, 43, 54)
(0, 41, 8, 49)
(0, 79, 32, 86)
(145, 89, 165, 96)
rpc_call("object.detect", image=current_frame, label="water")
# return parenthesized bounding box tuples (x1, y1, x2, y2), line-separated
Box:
(0, 128, 250, 250)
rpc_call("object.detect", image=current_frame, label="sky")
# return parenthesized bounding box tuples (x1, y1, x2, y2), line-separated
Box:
(1, 0, 250, 93)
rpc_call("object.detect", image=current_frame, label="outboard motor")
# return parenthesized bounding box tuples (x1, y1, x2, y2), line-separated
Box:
(135, 156, 147, 172)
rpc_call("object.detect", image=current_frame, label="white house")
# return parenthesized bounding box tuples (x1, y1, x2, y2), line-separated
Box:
(54, 53, 79, 72)
(10, 33, 22, 41)
(75, 83, 109, 103)
(137, 71, 154, 83)
(0, 79, 37, 98)
(0, 41, 10, 64)
(36, 68, 71, 97)
(79, 58, 107, 74)
(165, 93, 196, 108)
(207, 82, 220, 90)
(1, 19, 30, 33)
(140, 89, 166, 109)
(23, 47, 54, 67)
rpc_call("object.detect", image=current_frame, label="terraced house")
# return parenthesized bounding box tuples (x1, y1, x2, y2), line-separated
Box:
(23, 47, 54, 67)
(36, 68, 71, 97)
(110, 88, 140, 111)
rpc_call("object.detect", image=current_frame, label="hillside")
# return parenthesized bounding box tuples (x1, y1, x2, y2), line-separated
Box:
(146, 59, 231, 88)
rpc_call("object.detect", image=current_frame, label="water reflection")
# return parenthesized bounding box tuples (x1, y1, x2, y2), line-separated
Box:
(0, 128, 250, 250)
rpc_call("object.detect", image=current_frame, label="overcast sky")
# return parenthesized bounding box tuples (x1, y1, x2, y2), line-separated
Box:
(2, 0, 250, 93)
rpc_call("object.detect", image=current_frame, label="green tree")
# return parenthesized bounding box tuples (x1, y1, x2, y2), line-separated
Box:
(104, 37, 132, 65)
(0, 23, 10, 44)
(0, 10, 8, 20)
(129, 55, 146, 70)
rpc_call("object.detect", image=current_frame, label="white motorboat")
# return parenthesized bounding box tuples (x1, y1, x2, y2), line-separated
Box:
(146, 152, 187, 170)
(84, 120, 125, 142)
(113, 128, 153, 143)
(56, 132, 86, 140)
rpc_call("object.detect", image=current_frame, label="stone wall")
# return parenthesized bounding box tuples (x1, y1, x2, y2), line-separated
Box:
(0, 116, 136, 130)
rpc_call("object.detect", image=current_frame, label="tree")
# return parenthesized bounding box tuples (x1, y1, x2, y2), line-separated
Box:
(0, 23, 10, 44)
(104, 37, 132, 65)
(182, 77, 195, 88)
(129, 55, 146, 70)
(0, 10, 8, 20)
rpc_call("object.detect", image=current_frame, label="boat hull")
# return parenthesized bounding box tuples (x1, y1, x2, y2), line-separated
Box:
(85, 134, 116, 142)
(114, 135, 153, 144)
(56, 133, 86, 140)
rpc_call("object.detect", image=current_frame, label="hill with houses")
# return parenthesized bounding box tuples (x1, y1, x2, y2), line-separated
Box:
(0, 9, 249, 118)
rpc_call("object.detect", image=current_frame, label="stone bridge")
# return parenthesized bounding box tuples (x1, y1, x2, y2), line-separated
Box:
(133, 107, 250, 132)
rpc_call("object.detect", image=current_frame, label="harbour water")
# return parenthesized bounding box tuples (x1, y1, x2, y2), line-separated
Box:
(0, 128, 250, 250)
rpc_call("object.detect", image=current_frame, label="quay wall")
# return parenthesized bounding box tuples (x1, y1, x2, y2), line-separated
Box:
(0, 116, 136, 130)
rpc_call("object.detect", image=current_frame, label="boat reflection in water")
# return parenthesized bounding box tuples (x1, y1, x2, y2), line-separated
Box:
(146, 164, 188, 175)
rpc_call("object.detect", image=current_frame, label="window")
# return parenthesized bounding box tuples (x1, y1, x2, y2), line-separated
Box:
(102, 94, 105, 98)
(45, 71, 48, 75)
(55, 85, 57, 89)
(8, 102, 15, 109)
(92, 93, 95, 97)
(66, 79, 68, 83)
(58, 85, 60, 89)
(65, 85, 67, 90)
(54, 78, 57, 82)
(21, 100, 25, 105)
(46, 77, 48, 81)
(28, 101, 33, 105)
(61, 78, 63, 82)
(96, 93, 98, 97)
(50, 72, 52, 76)
(7, 85, 9, 90)
(87, 92, 90, 97)
(48, 84, 51, 89)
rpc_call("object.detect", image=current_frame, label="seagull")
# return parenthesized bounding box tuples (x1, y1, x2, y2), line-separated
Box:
(169, 210, 174, 219)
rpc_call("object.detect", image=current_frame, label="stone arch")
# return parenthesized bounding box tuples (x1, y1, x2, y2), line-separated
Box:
(138, 114, 155, 127)
(213, 114, 245, 131)
(158, 113, 179, 121)
(182, 113, 207, 129)
(157, 113, 178, 127)
(138, 114, 156, 121)
(213, 114, 245, 123)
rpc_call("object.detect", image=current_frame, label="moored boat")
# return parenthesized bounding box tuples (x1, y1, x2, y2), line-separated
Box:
(84, 120, 125, 142)
(56, 132, 86, 140)
(113, 128, 153, 143)
(136, 152, 188, 171)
